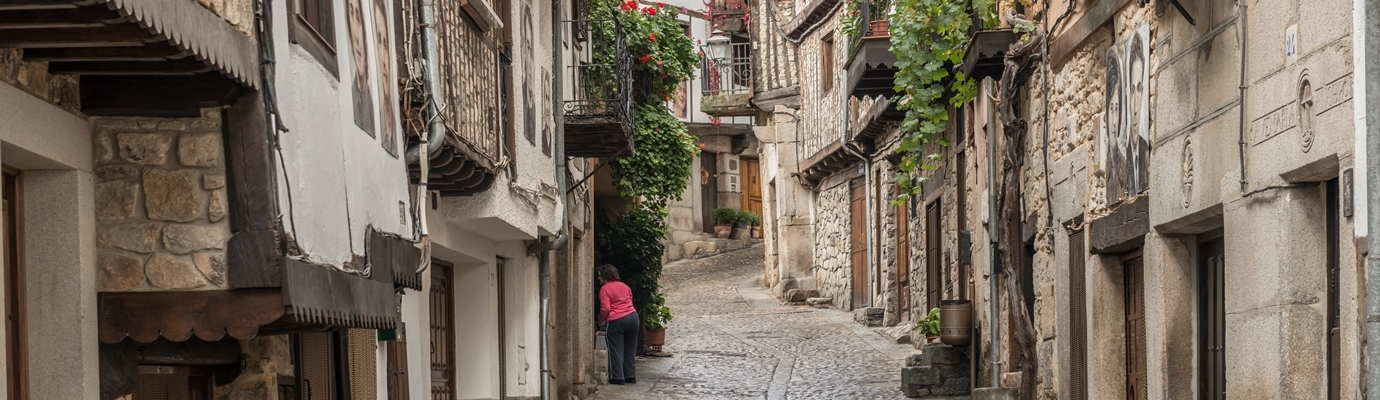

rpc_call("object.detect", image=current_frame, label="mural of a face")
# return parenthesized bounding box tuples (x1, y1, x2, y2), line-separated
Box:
(374, 0, 398, 156)
(1104, 49, 1126, 200)
(522, 4, 535, 144)
(348, 0, 375, 135)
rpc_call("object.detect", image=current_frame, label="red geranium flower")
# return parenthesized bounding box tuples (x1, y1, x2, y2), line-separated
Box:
(624, 0, 637, 8)
(656, 2, 664, 7)
(639, 54, 652, 63)
(649, 33, 657, 42)
(643, 6, 657, 15)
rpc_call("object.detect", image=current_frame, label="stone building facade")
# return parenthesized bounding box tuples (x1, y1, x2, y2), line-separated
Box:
(753, 0, 1370, 398)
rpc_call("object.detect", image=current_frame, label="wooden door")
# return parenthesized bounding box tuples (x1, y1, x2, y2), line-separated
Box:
(849, 178, 867, 309)
(925, 200, 942, 312)
(700, 154, 719, 234)
(1327, 179, 1340, 400)
(896, 199, 910, 321)
(2, 170, 23, 400)
(387, 339, 410, 400)
(430, 261, 456, 400)
(956, 151, 968, 300)
(740, 158, 762, 219)
(1123, 254, 1146, 400)
(496, 258, 508, 399)
(1198, 237, 1226, 400)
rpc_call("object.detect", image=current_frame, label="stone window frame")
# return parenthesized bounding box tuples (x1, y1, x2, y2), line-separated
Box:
(290, 0, 340, 78)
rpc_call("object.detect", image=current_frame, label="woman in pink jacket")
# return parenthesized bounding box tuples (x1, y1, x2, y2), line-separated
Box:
(598, 264, 638, 385)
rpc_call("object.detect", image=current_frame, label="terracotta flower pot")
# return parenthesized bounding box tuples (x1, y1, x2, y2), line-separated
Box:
(865, 19, 890, 38)
(751, 226, 762, 239)
(715, 224, 733, 238)
(644, 328, 666, 347)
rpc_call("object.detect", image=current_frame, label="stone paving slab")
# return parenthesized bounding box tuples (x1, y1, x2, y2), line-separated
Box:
(592, 246, 915, 400)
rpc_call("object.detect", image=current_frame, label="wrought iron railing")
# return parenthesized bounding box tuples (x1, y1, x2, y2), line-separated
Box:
(701, 41, 752, 96)
(564, 12, 633, 135)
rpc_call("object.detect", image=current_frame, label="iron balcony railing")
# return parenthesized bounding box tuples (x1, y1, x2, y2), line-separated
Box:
(701, 41, 752, 96)
(564, 12, 633, 135)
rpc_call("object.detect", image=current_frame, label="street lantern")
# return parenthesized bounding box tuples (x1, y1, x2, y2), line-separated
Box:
(705, 34, 731, 61)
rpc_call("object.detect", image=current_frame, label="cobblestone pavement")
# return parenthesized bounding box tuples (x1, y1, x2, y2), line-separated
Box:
(594, 245, 914, 400)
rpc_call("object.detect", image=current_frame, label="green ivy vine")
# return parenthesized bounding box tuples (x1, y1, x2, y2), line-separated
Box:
(609, 102, 701, 208)
(887, 0, 999, 194)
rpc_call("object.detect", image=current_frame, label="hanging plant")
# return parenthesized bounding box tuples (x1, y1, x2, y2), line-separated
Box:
(592, 0, 700, 100)
(609, 102, 701, 208)
(888, 0, 1000, 195)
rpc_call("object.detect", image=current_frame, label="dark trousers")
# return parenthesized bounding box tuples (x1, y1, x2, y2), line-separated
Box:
(605, 312, 639, 382)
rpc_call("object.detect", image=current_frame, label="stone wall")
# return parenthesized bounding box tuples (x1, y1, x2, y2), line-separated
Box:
(0, 49, 79, 114)
(196, 0, 256, 37)
(812, 177, 852, 309)
(797, 19, 843, 158)
(215, 336, 293, 400)
(93, 109, 232, 291)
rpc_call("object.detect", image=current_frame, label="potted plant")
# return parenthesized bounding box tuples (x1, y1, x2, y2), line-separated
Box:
(643, 292, 673, 348)
(741, 211, 762, 238)
(914, 307, 941, 343)
(712, 207, 737, 238)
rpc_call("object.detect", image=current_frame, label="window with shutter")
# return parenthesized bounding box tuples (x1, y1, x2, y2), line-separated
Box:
(295, 332, 348, 400)
(431, 260, 457, 400)
(289, 0, 339, 75)
(1198, 236, 1226, 400)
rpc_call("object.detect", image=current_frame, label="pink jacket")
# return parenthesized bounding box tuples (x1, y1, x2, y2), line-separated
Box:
(599, 281, 636, 323)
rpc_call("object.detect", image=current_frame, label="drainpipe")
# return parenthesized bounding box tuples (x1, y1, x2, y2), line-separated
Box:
(1360, 0, 1380, 392)
(407, 0, 447, 165)
(983, 77, 1001, 387)
(534, 0, 570, 398)
(838, 71, 874, 308)
(411, 0, 441, 275)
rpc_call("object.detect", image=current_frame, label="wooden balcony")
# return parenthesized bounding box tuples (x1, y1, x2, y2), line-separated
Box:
(0, 0, 259, 117)
(961, 29, 1019, 82)
(564, 16, 634, 157)
(845, 35, 899, 99)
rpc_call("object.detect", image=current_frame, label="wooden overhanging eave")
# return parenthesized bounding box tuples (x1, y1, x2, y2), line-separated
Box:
(408, 137, 500, 197)
(850, 97, 901, 143)
(799, 140, 872, 185)
(960, 29, 1019, 82)
(687, 122, 753, 137)
(565, 115, 635, 158)
(781, 0, 843, 41)
(845, 38, 899, 99)
(0, 0, 261, 116)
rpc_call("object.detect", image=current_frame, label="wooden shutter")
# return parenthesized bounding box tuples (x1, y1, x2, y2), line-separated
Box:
(821, 36, 834, 91)
(850, 178, 867, 309)
(497, 258, 508, 399)
(2, 170, 24, 400)
(132, 366, 212, 400)
(1198, 238, 1226, 400)
(896, 199, 911, 321)
(1069, 230, 1088, 400)
(1124, 255, 1147, 400)
(925, 200, 942, 311)
(430, 261, 456, 400)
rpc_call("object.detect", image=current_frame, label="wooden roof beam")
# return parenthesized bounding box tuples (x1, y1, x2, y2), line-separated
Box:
(0, 24, 154, 48)
(0, 6, 124, 29)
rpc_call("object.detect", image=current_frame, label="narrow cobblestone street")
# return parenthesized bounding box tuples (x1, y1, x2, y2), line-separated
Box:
(594, 246, 914, 400)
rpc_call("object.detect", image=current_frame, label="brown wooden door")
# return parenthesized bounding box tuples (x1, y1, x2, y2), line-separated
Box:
(387, 339, 410, 400)
(1123, 254, 1146, 400)
(896, 199, 910, 321)
(925, 200, 942, 312)
(701, 154, 719, 234)
(956, 151, 968, 300)
(740, 158, 762, 219)
(430, 261, 456, 400)
(1198, 237, 1226, 400)
(849, 178, 867, 309)
(2, 170, 23, 400)
(1327, 179, 1340, 400)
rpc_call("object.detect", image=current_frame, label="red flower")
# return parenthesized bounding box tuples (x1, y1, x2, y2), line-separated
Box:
(649, 33, 657, 42)
(639, 54, 652, 63)
(643, 6, 657, 15)
(656, 2, 664, 7)
(624, 0, 637, 9)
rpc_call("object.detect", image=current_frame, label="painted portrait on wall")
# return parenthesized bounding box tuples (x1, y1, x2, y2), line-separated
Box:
(1101, 24, 1152, 202)
(374, 0, 399, 157)
(542, 69, 552, 155)
(672, 81, 688, 119)
(522, 4, 536, 144)
(348, 0, 375, 136)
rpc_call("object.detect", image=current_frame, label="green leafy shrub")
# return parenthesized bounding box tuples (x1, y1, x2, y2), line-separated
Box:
(609, 103, 700, 208)
(739, 211, 761, 226)
(642, 292, 674, 330)
(914, 307, 941, 336)
(713, 207, 739, 225)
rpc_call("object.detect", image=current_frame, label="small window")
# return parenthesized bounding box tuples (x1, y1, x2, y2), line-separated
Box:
(290, 0, 339, 76)
(820, 36, 834, 91)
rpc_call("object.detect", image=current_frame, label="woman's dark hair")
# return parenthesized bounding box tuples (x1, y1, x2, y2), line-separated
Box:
(597, 264, 620, 282)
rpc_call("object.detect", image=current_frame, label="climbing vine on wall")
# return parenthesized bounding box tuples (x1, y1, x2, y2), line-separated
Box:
(610, 102, 701, 208)
(888, 0, 998, 195)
